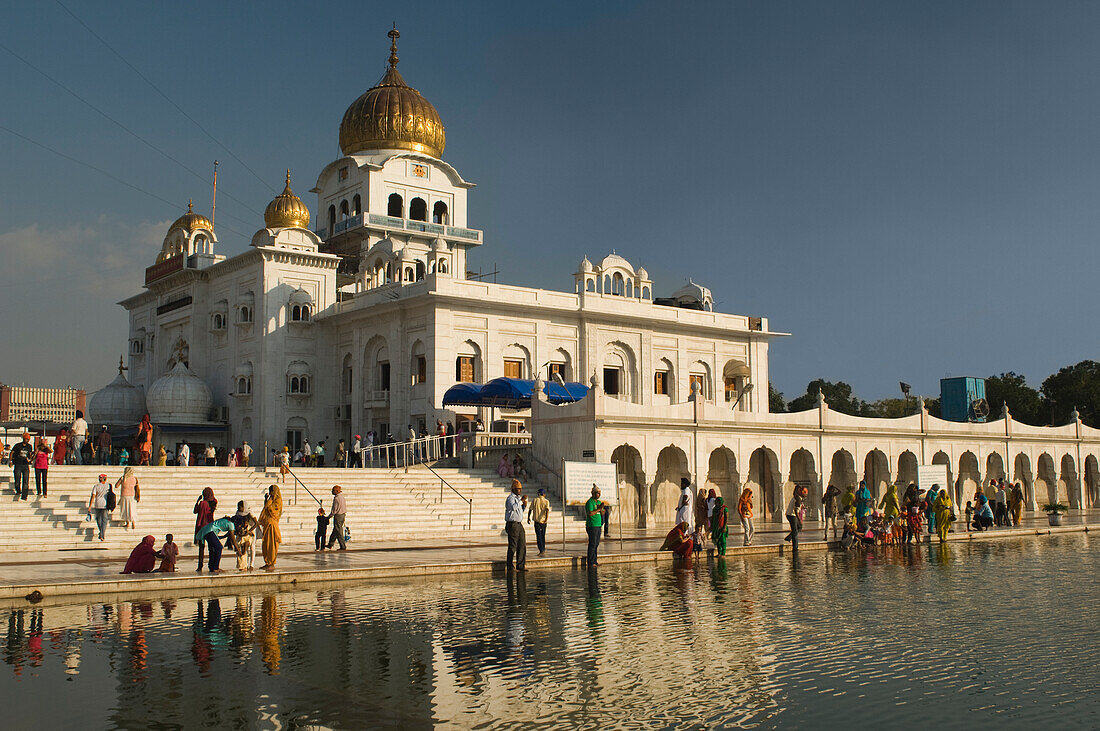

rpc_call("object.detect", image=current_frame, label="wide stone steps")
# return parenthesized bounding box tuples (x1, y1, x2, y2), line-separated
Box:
(0, 466, 585, 553)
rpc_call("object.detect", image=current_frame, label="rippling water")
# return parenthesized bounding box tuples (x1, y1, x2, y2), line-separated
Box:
(1, 534, 1098, 729)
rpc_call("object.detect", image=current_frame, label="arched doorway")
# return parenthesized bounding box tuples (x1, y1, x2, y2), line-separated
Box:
(747, 447, 781, 521)
(957, 451, 980, 502)
(788, 448, 819, 520)
(1036, 453, 1057, 505)
(931, 451, 954, 502)
(1013, 453, 1034, 511)
(705, 447, 740, 510)
(828, 449, 858, 495)
(1085, 455, 1100, 509)
(863, 449, 890, 501)
(653, 445, 690, 527)
(1060, 454, 1079, 508)
(612, 445, 647, 528)
(986, 452, 1006, 490)
(897, 450, 919, 488)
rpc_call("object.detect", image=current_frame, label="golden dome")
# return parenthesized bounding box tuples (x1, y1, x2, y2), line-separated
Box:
(338, 27, 446, 159)
(264, 171, 311, 229)
(167, 200, 213, 236)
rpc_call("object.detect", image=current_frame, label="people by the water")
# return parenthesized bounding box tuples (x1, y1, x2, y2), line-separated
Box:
(585, 485, 605, 568)
(315, 507, 330, 551)
(972, 493, 994, 531)
(784, 486, 807, 550)
(157, 534, 178, 572)
(738, 487, 755, 546)
(879, 484, 900, 521)
(230, 501, 258, 571)
(660, 521, 694, 558)
(195, 516, 233, 574)
(711, 496, 729, 556)
(259, 484, 282, 569)
(193, 487, 217, 572)
(504, 478, 527, 571)
(933, 484, 954, 542)
(528, 487, 550, 555)
(121, 535, 158, 574)
(822, 484, 841, 540)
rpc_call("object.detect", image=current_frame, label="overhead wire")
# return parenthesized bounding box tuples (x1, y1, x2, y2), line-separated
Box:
(53, 0, 278, 196)
(0, 123, 251, 242)
(0, 40, 261, 232)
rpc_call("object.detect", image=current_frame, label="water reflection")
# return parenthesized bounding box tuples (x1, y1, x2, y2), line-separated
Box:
(0, 535, 1097, 728)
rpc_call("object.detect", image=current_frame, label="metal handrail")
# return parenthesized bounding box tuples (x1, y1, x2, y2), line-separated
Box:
(283, 465, 323, 507)
(360, 433, 470, 468)
(421, 461, 473, 530)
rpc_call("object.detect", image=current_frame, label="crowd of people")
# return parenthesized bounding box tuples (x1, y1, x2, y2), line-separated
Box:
(115, 480, 352, 577)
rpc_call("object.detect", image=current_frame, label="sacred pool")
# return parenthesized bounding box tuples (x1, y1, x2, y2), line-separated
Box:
(1, 534, 1096, 728)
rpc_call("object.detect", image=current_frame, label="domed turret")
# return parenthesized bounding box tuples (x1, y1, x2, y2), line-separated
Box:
(156, 200, 217, 263)
(166, 200, 213, 238)
(264, 171, 311, 229)
(338, 27, 446, 159)
(146, 360, 214, 424)
(88, 357, 147, 428)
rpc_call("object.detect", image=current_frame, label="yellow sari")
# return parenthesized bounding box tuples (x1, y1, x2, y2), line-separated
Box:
(258, 485, 282, 567)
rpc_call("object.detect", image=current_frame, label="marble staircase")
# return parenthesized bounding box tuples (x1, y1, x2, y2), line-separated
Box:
(0, 465, 584, 553)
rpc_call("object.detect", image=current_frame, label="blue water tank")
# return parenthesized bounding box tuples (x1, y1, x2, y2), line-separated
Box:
(940, 377, 987, 422)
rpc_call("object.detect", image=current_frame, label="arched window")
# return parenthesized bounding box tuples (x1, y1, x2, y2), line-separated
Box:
(300, 376, 310, 393)
(290, 304, 311, 322)
(340, 200, 349, 219)
(433, 201, 448, 224)
(328, 205, 336, 233)
(387, 193, 403, 218)
(352, 194, 361, 215)
(409, 197, 427, 221)
(404, 266, 414, 282)
(237, 377, 251, 395)
(437, 258, 448, 274)
(238, 306, 253, 324)
(586, 278, 595, 292)
(415, 261, 425, 281)
(612, 272, 625, 296)
(290, 376, 300, 394)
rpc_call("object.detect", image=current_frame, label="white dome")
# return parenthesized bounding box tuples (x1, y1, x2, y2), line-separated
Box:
(88, 368, 146, 428)
(146, 361, 214, 424)
(636, 266, 649, 280)
(599, 252, 634, 272)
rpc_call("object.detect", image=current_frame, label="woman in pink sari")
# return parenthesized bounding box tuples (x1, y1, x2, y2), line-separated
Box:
(497, 453, 513, 478)
(121, 536, 158, 574)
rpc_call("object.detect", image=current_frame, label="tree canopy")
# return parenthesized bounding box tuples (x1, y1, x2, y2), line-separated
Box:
(984, 372, 1044, 425)
(1040, 360, 1100, 427)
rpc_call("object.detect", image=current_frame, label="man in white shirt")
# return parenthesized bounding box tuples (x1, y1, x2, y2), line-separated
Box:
(326, 485, 348, 550)
(204, 443, 217, 466)
(241, 441, 253, 467)
(303, 439, 313, 467)
(70, 410, 88, 465)
(505, 480, 527, 571)
(178, 441, 191, 467)
(350, 435, 362, 468)
(88, 474, 110, 541)
(679, 478, 695, 531)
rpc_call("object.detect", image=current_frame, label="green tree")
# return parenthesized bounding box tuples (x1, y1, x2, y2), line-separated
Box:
(864, 397, 912, 418)
(769, 384, 786, 413)
(983, 372, 1043, 425)
(1040, 360, 1100, 427)
(787, 379, 867, 416)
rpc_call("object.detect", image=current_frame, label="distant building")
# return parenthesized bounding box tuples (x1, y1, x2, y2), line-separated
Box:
(0, 383, 86, 425)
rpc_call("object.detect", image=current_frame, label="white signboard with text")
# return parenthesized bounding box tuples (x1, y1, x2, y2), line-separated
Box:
(562, 461, 619, 506)
(917, 464, 949, 493)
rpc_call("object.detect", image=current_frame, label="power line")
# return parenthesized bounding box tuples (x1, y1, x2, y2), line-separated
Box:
(0, 40, 262, 230)
(53, 0, 278, 196)
(0, 123, 251, 242)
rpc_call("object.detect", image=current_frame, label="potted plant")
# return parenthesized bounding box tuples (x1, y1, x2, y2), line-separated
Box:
(1042, 502, 1068, 526)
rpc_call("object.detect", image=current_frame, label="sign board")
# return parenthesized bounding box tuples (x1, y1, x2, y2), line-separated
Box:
(581, 449, 595, 458)
(917, 464, 949, 493)
(562, 460, 618, 506)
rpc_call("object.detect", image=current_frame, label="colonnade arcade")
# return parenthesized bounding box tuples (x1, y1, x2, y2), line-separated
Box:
(608, 438, 1100, 528)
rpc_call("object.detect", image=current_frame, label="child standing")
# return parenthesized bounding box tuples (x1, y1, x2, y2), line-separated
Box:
(157, 534, 178, 572)
(964, 501, 973, 532)
(315, 508, 330, 551)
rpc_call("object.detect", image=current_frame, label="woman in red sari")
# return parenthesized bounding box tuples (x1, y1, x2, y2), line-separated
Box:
(660, 522, 694, 558)
(53, 428, 68, 465)
(135, 414, 153, 466)
(121, 536, 158, 574)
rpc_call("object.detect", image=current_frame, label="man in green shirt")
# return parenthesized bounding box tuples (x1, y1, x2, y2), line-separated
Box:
(585, 485, 605, 568)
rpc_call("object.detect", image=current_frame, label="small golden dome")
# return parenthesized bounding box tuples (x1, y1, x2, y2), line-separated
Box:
(167, 200, 213, 236)
(338, 27, 446, 159)
(264, 171, 311, 229)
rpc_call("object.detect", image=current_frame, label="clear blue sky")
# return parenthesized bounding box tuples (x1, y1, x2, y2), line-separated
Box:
(1, 0, 1096, 401)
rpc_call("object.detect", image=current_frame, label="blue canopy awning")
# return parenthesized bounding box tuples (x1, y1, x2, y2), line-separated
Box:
(441, 378, 589, 410)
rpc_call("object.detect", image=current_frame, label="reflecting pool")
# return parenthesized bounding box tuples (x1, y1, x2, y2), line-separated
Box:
(2, 534, 1098, 729)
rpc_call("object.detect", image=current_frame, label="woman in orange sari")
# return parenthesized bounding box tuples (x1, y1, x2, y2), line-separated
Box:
(135, 414, 153, 466)
(738, 488, 755, 546)
(258, 484, 282, 570)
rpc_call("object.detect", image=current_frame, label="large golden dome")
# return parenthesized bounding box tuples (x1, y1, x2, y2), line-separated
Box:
(264, 171, 311, 229)
(338, 27, 446, 159)
(167, 200, 213, 237)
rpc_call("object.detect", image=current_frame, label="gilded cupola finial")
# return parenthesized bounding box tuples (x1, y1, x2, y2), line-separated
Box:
(388, 24, 400, 68)
(187, 199, 193, 213)
(263, 169, 310, 229)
